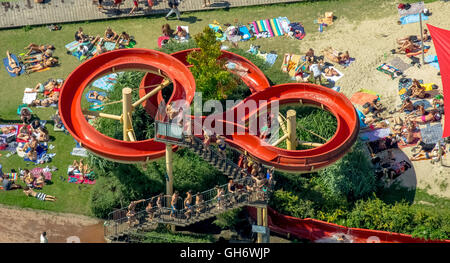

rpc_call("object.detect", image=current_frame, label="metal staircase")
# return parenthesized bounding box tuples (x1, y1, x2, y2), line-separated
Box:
(104, 121, 272, 241)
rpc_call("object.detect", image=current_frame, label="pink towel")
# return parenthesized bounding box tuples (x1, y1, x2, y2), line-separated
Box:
(68, 174, 96, 185)
(264, 20, 274, 37)
(251, 21, 259, 34)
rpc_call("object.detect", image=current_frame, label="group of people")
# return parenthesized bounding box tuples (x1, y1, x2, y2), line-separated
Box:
(26, 79, 63, 107)
(73, 27, 132, 58)
(395, 29, 431, 54)
(18, 43, 59, 74)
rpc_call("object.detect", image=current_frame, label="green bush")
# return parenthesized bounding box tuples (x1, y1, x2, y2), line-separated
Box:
(213, 208, 245, 230)
(316, 140, 376, 201)
(270, 190, 316, 219)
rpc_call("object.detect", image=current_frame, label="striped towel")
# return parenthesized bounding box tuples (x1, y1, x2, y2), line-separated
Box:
(36, 192, 47, 201)
(5, 173, 18, 181)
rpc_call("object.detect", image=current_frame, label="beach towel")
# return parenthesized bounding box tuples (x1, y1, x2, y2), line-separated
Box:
(239, 26, 252, 41)
(377, 63, 403, 79)
(16, 124, 32, 143)
(5, 173, 18, 181)
(322, 66, 344, 82)
(104, 42, 116, 51)
(68, 174, 96, 185)
(350, 92, 379, 106)
(398, 2, 426, 16)
(3, 53, 25, 77)
(277, 17, 291, 34)
(91, 73, 118, 92)
(270, 18, 282, 36)
(288, 22, 306, 40)
(31, 167, 52, 181)
(86, 90, 107, 104)
(24, 145, 47, 163)
(71, 147, 88, 157)
(399, 13, 429, 25)
(209, 24, 227, 42)
(22, 88, 37, 104)
(412, 99, 432, 109)
(65, 40, 83, 52)
(359, 128, 391, 142)
(398, 129, 421, 149)
(288, 55, 302, 77)
(420, 123, 445, 144)
(126, 39, 136, 48)
(389, 57, 412, 72)
(424, 55, 440, 71)
(0, 124, 19, 140)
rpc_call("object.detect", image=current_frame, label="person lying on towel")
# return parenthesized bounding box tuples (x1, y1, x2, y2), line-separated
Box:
(88, 91, 107, 102)
(408, 109, 441, 124)
(115, 32, 131, 49)
(5, 51, 22, 75)
(25, 57, 58, 74)
(225, 61, 249, 74)
(396, 39, 420, 54)
(397, 29, 431, 45)
(323, 67, 340, 77)
(24, 43, 55, 56)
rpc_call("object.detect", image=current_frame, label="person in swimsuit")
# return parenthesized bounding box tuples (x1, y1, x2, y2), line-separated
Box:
(129, 0, 139, 15)
(75, 27, 89, 42)
(409, 110, 440, 124)
(116, 32, 131, 48)
(23, 169, 35, 188)
(26, 57, 58, 73)
(24, 44, 55, 56)
(161, 24, 174, 37)
(20, 108, 32, 124)
(23, 186, 56, 201)
(227, 179, 236, 204)
(215, 186, 224, 210)
(88, 91, 107, 102)
(126, 199, 145, 227)
(184, 190, 193, 220)
(17, 126, 31, 141)
(170, 191, 179, 218)
(195, 192, 205, 216)
(305, 48, 315, 63)
(1, 125, 16, 134)
(37, 127, 49, 143)
(324, 67, 340, 77)
(397, 39, 420, 53)
(224, 61, 249, 74)
(104, 27, 118, 42)
(216, 135, 227, 158)
(6, 51, 22, 75)
(399, 97, 414, 113)
(146, 197, 155, 221)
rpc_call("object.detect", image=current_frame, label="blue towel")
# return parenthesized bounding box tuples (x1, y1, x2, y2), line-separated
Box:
(239, 26, 251, 41)
(92, 73, 119, 91)
(424, 55, 440, 71)
(356, 108, 367, 129)
(413, 99, 432, 109)
(86, 90, 107, 104)
(24, 145, 47, 163)
(3, 53, 25, 77)
(400, 13, 428, 25)
(420, 123, 444, 145)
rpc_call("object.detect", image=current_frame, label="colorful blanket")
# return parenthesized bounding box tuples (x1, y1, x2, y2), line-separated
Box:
(350, 92, 379, 106)
(249, 17, 290, 39)
(377, 63, 403, 79)
(420, 123, 444, 145)
(86, 90, 107, 104)
(30, 167, 52, 181)
(68, 174, 96, 184)
(424, 55, 440, 71)
(91, 73, 118, 91)
(359, 128, 391, 142)
(321, 66, 344, 82)
(398, 78, 413, 101)
(209, 24, 227, 42)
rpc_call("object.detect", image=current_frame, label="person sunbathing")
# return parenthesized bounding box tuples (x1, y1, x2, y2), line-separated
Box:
(225, 61, 249, 74)
(415, 104, 426, 116)
(75, 27, 89, 42)
(305, 48, 315, 63)
(399, 98, 414, 113)
(116, 32, 131, 48)
(1, 126, 16, 134)
(24, 44, 55, 56)
(29, 98, 53, 107)
(22, 50, 53, 65)
(25, 80, 57, 94)
(22, 136, 38, 153)
(26, 57, 58, 73)
(104, 27, 118, 42)
(397, 39, 420, 53)
(162, 24, 174, 37)
(432, 95, 444, 110)
(362, 99, 383, 115)
(175, 26, 188, 39)
(411, 143, 444, 162)
(34, 173, 45, 189)
(17, 126, 31, 141)
(339, 51, 350, 63)
(323, 67, 340, 77)
(397, 29, 430, 45)
(27, 148, 38, 161)
(20, 108, 32, 124)
(409, 110, 441, 124)
(23, 186, 57, 201)
(37, 127, 49, 143)
(322, 47, 349, 64)
(88, 91, 107, 102)
(23, 170, 35, 188)
(410, 79, 426, 99)
(6, 51, 22, 75)
(96, 39, 108, 55)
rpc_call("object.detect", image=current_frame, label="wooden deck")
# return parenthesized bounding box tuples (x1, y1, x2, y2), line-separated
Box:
(0, 0, 303, 29)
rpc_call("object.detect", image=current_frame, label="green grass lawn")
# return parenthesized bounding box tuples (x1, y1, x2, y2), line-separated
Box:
(0, 0, 444, 217)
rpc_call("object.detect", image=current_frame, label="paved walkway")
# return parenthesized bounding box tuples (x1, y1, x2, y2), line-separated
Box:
(0, 0, 303, 29)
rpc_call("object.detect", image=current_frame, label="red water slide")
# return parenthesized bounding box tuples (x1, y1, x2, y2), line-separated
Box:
(59, 48, 358, 172)
(247, 207, 450, 243)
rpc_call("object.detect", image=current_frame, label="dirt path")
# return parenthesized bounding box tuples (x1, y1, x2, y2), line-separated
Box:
(0, 205, 105, 243)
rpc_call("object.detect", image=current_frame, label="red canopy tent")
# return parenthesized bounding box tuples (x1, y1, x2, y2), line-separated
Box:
(427, 24, 450, 138)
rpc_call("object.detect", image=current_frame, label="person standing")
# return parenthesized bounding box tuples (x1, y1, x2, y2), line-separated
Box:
(165, 0, 181, 20)
(147, 0, 153, 10)
(40, 232, 48, 243)
(129, 0, 139, 15)
(202, 0, 211, 8)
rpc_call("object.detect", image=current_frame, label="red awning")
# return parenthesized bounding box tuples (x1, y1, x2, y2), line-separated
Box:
(427, 24, 450, 138)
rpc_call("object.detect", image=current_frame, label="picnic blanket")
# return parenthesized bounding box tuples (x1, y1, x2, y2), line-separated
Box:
(209, 24, 227, 42)
(30, 167, 52, 181)
(288, 22, 306, 40)
(24, 145, 47, 163)
(398, 129, 422, 149)
(377, 63, 403, 79)
(68, 174, 96, 184)
(389, 57, 412, 72)
(65, 40, 84, 52)
(239, 26, 252, 41)
(359, 128, 391, 142)
(350, 92, 379, 106)
(247, 45, 278, 66)
(322, 66, 344, 82)
(16, 124, 32, 143)
(23, 88, 37, 104)
(400, 13, 429, 25)
(91, 73, 118, 91)
(420, 123, 445, 144)
(398, 2, 426, 17)
(5, 173, 18, 181)
(86, 90, 107, 104)
(104, 42, 116, 51)
(3, 53, 25, 77)
(0, 124, 19, 142)
(249, 17, 290, 39)
(424, 55, 440, 71)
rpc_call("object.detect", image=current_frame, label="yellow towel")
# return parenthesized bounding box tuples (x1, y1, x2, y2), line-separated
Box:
(288, 55, 302, 77)
(421, 83, 435, 91)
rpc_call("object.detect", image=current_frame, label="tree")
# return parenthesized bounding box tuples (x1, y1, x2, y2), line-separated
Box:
(187, 27, 238, 101)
